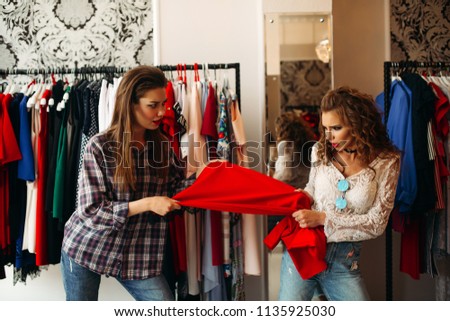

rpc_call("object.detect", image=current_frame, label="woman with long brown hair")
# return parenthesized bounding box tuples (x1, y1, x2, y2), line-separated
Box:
(61, 66, 202, 300)
(279, 86, 400, 300)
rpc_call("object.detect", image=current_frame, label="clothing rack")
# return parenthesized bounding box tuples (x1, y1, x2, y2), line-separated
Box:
(0, 62, 241, 107)
(383, 60, 450, 301)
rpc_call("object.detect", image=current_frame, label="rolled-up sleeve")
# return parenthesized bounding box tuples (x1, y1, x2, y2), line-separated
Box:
(78, 139, 129, 231)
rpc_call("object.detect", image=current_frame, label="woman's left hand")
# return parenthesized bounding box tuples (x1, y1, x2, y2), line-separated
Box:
(292, 209, 325, 228)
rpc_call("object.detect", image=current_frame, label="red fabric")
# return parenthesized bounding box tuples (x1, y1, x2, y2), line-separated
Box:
(173, 161, 327, 278)
(162, 81, 181, 157)
(400, 217, 420, 280)
(210, 210, 223, 266)
(391, 206, 406, 233)
(264, 216, 326, 279)
(430, 82, 450, 139)
(0, 94, 21, 166)
(201, 83, 219, 139)
(169, 214, 187, 274)
(430, 83, 450, 184)
(35, 89, 52, 266)
(0, 94, 21, 251)
(174, 161, 311, 215)
(163, 81, 186, 274)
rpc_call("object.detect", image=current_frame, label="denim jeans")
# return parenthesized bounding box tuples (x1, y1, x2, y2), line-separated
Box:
(279, 241, 370, 301)
(61, 251, 174, 301)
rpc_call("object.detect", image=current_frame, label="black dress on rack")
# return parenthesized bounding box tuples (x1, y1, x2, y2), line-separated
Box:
(400, 72, 437, 214)
(45, 80, 65, 264)
(64, 80, 87, 224)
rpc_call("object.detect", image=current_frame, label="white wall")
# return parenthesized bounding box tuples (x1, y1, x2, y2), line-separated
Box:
(157, 0, 266, 156)
(0, 265, 133, 301)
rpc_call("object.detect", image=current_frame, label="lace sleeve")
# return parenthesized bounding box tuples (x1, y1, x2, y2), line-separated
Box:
(303, 144, 319, 196)
(324, 155, 400, 242)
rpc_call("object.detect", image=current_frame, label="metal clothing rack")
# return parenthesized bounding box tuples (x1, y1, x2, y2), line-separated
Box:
(157, 63, 241, 108)
(0, 62, 241, 107)
(383, 60, 450, 301)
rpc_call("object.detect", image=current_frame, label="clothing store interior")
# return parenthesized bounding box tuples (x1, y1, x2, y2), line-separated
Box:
(1, 0, 449, 301)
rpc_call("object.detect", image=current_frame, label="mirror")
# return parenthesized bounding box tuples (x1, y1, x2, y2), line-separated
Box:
(265, 13, 332, 146)
(264, 13, 332, 301)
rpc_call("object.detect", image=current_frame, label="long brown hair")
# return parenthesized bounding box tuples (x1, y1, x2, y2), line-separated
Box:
(106, 65, 168, 191)
(316, 86, 398, 165)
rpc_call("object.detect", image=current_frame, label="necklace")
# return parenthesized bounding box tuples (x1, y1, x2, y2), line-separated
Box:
(333, 153, 347, 174)
(344, 148, 357, 154)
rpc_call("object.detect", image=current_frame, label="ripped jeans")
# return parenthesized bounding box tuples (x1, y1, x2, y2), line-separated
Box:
(279, 241, 370, 301)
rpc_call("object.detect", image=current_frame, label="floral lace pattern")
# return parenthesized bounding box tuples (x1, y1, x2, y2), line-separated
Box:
(304, 146, 400, 243)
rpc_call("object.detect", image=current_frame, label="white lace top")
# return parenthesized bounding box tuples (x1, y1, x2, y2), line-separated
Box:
(304, 146, 400, 243)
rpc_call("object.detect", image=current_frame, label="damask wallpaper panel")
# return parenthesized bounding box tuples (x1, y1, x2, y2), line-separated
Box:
(0, 0, 154, 69)
(280, 60, 331, 110)
(390, 0, 450, 62)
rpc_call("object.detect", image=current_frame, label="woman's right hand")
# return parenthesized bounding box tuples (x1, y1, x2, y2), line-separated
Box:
(128, 196, 181, 217)
(294, 188, 314, 205)
(147, 196, 181, 216)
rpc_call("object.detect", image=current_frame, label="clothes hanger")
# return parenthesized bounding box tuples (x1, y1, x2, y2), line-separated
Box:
(3, 69, 12, 94)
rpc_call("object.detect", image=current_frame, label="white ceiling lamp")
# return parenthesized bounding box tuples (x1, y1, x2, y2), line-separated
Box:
(315, 38, 331, 63)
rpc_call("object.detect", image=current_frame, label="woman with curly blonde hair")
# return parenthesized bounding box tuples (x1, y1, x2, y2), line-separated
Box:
(278, 86, 400, 301)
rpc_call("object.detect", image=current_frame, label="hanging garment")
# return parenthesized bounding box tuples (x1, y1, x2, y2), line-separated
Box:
(172, 161, 326, 279)
(162, 81, 181, 157)
(7, 93, 23, 263)
(35, 88, 52, 266)
(44, 81, 65, 264)
(217, 92, 230, 160)
(17, 95, 35, 181)
(22, 101, 40, 253)
(0, 93, 22, 255)
(376, 80, 417, 214)
(400, 73, 437, 214)
(229, 97, 260, 276)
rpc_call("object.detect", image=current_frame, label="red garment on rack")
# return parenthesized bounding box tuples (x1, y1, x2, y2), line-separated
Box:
(162, 81, 186, 274)
(35, 89, 52, 266)
(162, 81, 181, 158)
(0, 94, 21, 166)
(0, 93, 22, 252)
(173, 161, 327, 278)
(201, 82, 219, 140)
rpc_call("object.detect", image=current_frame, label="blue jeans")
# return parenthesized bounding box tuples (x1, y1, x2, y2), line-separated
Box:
(279, 242, 370, 301)
(61, 251, 174, 301)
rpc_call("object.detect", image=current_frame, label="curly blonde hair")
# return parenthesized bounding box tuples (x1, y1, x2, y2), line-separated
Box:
(316, 86, 398, 165)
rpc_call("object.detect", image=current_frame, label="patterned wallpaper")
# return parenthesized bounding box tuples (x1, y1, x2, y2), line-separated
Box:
(0, 0, 154, 69)
(390, 0, 450, 62)
(280, 60, 331, 110)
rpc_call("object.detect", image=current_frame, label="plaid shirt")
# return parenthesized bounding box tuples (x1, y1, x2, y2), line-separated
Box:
(62, 132, 194, 280)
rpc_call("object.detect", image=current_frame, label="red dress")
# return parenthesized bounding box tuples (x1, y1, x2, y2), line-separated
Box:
(173, 161, 327, 278)
(35, 89, 52, 266)
(0, 93, 22, 252)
